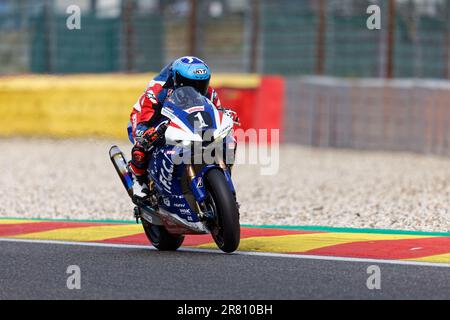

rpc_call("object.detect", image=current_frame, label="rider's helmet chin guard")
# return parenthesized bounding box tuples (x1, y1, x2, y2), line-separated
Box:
(172, 56, 211, 96)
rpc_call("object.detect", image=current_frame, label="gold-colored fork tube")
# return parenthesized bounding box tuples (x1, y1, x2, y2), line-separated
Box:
(186, 164, 203, 216)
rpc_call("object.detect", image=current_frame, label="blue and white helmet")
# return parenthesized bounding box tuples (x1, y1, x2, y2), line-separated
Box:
(172, 56, 211, 95)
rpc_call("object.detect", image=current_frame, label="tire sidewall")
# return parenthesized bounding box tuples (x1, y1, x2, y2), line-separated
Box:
(205, 168, 240, 253)
(142, 220, 184, 251)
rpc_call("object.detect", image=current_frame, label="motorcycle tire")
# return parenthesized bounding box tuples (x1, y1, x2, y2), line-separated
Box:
(142, 219, 184, 251)
(205, 168, 240, 253)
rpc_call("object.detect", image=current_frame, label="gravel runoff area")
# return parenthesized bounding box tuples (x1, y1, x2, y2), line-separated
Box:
(1, 138, 450, 232)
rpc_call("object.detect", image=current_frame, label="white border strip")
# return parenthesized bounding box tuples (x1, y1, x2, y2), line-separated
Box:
(1, 237, 450, 268)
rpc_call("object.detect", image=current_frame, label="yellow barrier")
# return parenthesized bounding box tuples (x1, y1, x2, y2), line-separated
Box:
(0, 73, 260, 139)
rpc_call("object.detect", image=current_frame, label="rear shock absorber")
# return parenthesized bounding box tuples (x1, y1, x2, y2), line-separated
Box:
(109, 146, 133, 198)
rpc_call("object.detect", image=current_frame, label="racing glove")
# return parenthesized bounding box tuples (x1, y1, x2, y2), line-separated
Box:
(139, 123, 168, 151)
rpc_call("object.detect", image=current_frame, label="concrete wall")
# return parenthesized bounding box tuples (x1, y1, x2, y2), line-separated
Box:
(284, 76, 450, 156)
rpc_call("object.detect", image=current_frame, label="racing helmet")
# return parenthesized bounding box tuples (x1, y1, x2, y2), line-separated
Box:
(172, 56, 211, 96)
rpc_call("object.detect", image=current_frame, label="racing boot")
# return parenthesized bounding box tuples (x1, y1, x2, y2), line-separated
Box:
(130, 144, 152, 205)
(131, 172, 151, 203)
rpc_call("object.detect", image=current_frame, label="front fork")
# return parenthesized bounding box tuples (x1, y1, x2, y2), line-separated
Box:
(185, 161, 234, 221)
(185, 164, 205, 218)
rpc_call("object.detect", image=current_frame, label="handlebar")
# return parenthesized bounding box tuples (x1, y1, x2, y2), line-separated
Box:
(220, 108, 240, 126)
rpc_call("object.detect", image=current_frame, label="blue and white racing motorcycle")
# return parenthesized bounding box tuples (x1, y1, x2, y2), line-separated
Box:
(110, 86, 240, 253)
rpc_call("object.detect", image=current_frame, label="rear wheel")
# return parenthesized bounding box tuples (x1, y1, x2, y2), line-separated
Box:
(142, 219, 184, 251)
(205, 169, 240, 253)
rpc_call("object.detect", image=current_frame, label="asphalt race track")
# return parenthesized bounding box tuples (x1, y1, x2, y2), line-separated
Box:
(1, 240, 450, 300)
(3, 219, 450, 300)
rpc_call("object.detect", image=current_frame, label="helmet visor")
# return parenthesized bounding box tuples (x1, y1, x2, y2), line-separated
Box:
(175, 72, 210, 96)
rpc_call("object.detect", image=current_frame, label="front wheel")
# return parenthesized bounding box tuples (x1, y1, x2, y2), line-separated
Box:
(142, 219, 184, 251)
(205, 169, 240, 253)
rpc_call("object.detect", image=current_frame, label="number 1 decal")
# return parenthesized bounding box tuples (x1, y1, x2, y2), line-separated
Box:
(194, 112, 208, 128)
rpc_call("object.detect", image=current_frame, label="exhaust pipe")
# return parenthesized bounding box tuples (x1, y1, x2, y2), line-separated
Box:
(109, 146, 133, 198)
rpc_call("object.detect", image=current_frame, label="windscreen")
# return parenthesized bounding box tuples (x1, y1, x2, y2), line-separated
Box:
(165, 86, 206, 110)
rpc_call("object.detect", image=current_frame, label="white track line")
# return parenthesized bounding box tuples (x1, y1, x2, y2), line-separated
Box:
(1, 237, 450, 268)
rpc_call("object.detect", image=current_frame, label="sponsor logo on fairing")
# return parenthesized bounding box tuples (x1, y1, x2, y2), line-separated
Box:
(163, 197, 170, 206)
(159, 158, 174, 193)
(162, 107, 176, 120)
(179, 208, 191, 215)
(185, 106, 205, 114)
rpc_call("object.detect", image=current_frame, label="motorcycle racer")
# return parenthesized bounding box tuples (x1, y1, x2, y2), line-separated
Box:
(128, 56, 222, 203)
